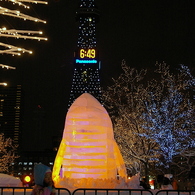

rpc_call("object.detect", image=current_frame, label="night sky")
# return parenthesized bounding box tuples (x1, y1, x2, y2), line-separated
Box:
(1, 0, 195, 151)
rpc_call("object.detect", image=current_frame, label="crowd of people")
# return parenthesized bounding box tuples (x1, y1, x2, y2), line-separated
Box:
(140, 174, 179, 190)
(140, 174, 195, 190)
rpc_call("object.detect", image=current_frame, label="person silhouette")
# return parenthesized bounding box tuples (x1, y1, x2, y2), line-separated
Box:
(32, 164, 55, 195)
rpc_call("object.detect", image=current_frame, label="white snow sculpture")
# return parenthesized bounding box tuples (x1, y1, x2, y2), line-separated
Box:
(52, 93, 127, 188)
(0, 174, 22, 187)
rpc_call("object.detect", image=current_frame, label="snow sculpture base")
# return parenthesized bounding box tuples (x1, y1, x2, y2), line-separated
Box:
(52, 93, 127, 189)
(54, 177, 127, 190)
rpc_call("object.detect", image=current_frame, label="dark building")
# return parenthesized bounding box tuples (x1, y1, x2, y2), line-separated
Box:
(14, 135, 59, 177)
(68, 0, 101, 107)
(15, 151, 56, 176)
(12, 150, 56, 185)
(0, 84, 23, 146)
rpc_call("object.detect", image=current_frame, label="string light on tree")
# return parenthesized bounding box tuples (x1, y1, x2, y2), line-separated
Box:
(0, 0, 47, 68)
(0, 28, 47, 41)
(0, 6, 47, 23)
(0, 82, 8, 85)
(0, 0, 48, 8)
(0, 42, 33, 55)
(0, 64, 16, 69)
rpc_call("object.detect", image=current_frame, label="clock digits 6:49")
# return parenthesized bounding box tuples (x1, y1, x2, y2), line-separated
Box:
(80, 49, 96, 58)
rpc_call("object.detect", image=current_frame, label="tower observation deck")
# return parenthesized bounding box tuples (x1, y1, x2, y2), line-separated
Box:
(68, 0, 101, 107)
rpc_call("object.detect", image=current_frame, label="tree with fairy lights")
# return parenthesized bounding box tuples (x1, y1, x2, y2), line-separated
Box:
(0, 0, 48, 69)
(0, 133, 18, 173)
(103, 61, 195, 178)
(171, 149, 195, 178)
(103, 60, 160, 178)
(140, 63, 195, 170)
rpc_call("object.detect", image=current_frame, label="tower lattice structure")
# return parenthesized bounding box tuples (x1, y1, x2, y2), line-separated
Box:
(68, 0, 101, 107)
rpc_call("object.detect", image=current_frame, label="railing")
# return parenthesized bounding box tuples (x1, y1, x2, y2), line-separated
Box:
(155, 190, 195, 195)
(72, 188, 153, 195)
(0, 187, 194, 195)
(0, 187, 71, 195)
(55, 188, 71, 195)
(0, 187, 32, 195)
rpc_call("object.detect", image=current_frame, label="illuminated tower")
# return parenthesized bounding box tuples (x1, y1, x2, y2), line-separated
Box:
(68, 0, 101, 107)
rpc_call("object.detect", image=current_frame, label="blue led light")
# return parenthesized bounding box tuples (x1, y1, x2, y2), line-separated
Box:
(76, 59, 97, 63)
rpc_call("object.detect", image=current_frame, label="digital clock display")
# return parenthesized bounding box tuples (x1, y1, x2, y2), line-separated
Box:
(80, 49, 96, 59)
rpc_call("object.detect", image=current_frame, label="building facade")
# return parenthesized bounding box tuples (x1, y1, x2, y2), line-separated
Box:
(0, 84, 23, 146)
(68, 0, 101, 107)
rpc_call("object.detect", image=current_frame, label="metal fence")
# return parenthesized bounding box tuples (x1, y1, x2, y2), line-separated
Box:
(0, 187, 71, 195)
(0, 187, 31, 195)
(155, 190, 195, 195)
(72, 188, 153, 195)
(0, 187, 194, 195)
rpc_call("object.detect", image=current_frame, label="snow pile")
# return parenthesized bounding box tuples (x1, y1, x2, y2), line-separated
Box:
(55, 174, 141, 190)
(55, 177, 126, 190)
(0, 173, 22, 187)
(127, 173, 143, 189)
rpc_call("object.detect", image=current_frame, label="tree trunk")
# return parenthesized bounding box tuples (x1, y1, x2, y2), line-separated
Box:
(144, 161, 149, 183)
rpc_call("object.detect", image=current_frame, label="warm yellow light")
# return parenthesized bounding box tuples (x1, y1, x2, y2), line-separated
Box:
(52, 93, 127, 189)
(0, 83, 7, 86)
(24, 175, 31, 183)
(0, 0, 48, 60)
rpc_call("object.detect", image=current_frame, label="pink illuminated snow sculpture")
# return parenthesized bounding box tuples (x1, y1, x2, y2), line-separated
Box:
(52, 93, 127, 188)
